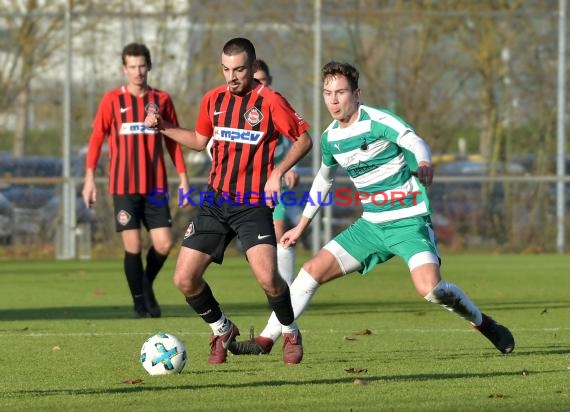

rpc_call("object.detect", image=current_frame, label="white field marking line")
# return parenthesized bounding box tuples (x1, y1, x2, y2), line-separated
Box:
(1, 327, 569, 338)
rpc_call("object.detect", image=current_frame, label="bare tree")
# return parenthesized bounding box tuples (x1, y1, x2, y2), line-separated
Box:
(0, 0, 69, 156)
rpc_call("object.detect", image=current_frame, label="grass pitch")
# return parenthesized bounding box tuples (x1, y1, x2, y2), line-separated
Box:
(0, 253, 569, 411)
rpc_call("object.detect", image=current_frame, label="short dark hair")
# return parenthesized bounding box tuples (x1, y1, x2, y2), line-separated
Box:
(222, 37, 256, 65)
(322, 61, 359, 91)
(255, 59, 270, 76)
(121, 43, 152, 69)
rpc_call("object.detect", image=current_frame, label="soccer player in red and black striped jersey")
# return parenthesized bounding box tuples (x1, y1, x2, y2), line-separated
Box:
(144, 37, 313, 364)
(82, 43, 190, 319)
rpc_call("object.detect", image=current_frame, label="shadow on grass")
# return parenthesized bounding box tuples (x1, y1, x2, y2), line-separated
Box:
(3, 369, 563, 398)
(1, 299, 569, 320)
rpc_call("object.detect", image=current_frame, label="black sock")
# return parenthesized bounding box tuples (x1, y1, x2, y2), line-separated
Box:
(185, 282, 222, 323)
(267, 286, 294, 326)
(145, 247, 168, 284)
(124, 251, 144, 307)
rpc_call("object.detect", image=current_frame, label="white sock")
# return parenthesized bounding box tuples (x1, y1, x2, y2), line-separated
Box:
(209, 315, 229, 336)
(282, 321, 299, 335)
(277, 244, 296, 286)
(260, 268, 320, 342)
(424, 280, 483, 326)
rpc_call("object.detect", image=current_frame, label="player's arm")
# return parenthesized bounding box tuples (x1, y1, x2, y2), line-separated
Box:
(82, 94, 111, 208)
(398, 131, 433, 186)
(144, 113, 209, 151)
(280, 162, 336, 248)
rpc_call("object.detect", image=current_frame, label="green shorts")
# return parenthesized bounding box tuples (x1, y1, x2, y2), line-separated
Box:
(333, 215, 439, 275)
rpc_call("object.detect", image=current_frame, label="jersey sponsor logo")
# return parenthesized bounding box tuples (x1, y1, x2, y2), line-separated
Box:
(117, 210, 131, 226)
(120, 106, 131, 113)
(184, 222, 195, 239)
(213, 126, 265, 145)
(213, 110, 225, 115)
(244, 107, 264, 126)
(145, 102, 160, 114)
(120, 122, 158, 135)
(346, 161, 376, 178)
(257, 234, 271, 239)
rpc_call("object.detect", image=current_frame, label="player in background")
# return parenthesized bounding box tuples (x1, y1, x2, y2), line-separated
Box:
(253, 59, 301, 286)
(82, 43, 190, 318)
(230, 60, 515, 359)
(144, 38, 313, 364)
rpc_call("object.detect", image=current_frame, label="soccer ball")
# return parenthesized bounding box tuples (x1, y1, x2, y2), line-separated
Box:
(140, 332, 187, 375)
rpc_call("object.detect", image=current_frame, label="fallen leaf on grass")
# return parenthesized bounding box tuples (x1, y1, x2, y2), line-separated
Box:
(52, 346, 61, 352)
(344, 336, 357, 341)
(352, 329, 372, 336)
(345, 367, 368, 374)
(540, 308, 548, 315)
(488, 393, 508, 398)
(122, 379, 143, 385)
(93, 289, 106, 296)
(415, 311, 427, 316)
(353, 378, 368, 385)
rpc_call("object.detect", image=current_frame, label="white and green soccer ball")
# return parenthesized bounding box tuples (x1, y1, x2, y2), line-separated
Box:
(140, 332, 187, 375)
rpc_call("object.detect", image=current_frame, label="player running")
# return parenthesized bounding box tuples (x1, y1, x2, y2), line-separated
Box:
(230, 61, 515, 361)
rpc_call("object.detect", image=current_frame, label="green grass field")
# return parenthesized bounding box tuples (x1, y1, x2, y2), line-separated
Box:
(0, 254, 569, 411)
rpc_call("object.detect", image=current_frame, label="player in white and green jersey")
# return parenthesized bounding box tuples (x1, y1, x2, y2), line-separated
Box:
(230, 61, 514, 362)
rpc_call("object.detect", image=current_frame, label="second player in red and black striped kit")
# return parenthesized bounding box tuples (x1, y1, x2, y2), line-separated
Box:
(144, 37, 312, 364)
(82, 43, 190, 319)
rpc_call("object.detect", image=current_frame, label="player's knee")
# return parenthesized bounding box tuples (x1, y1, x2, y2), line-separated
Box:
(173, 271, 197, 295)
(154, 240, 173, 255)
(301, 261, 327, 284)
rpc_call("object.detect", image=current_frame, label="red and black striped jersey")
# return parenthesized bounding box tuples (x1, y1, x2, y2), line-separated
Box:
(85, 85, 187, 195)
(196, 83, 309, 203)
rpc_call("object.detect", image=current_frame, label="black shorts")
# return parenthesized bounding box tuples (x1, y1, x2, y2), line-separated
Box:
(113, 194, 172, 232)
(181, 202, 276, 264)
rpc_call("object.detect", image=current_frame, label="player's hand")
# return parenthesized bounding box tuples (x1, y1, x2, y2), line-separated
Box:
(280, 226, 303, 249)
(283, 169, 300, 189)
(144, 112, 162, 130)
(264, 172, 282, 208)
(415, 162, 433, 187)
(82, 182, 97, 209)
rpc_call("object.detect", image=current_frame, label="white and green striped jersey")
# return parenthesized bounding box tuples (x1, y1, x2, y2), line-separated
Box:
(321, 105, 431, 223)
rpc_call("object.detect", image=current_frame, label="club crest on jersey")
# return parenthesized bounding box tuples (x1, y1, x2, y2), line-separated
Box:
(117, 210, 131, 226)
(145, 102, 160, 114)
(244, 107, 264, 126)
(184, 222, 195, 239)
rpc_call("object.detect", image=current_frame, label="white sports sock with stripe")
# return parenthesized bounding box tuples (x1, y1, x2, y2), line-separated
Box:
(424, 280, 483, 326)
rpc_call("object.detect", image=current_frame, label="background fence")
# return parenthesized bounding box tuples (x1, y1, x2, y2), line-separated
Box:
(0, 0, 568, 258)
